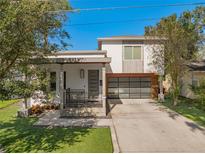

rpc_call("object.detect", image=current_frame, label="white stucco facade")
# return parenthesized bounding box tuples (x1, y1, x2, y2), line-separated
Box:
(101, 40, 123, 73)
(100, 40, 159, 73)
(143, 44, 158, 73)
(46, 63, 103, 98)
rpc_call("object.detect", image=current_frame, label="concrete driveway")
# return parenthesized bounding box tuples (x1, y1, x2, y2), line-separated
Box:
(110, 101, 205, 152)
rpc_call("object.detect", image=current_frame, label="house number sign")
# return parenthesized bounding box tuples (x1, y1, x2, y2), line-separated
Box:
(65, 58, 84, 63)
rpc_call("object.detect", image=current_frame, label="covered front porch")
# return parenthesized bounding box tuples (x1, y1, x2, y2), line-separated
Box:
(44, 51, 111, 117)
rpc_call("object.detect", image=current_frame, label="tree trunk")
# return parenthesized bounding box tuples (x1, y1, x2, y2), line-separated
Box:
(173, 96, 178, 106)
(23, 71, 29, 109)
(172, 78, 179, 106)
(24, 98, 28, 109)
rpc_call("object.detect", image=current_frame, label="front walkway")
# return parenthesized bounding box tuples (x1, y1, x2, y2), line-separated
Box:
(34, 110, 112, 127)
(110, 101, 205, 152)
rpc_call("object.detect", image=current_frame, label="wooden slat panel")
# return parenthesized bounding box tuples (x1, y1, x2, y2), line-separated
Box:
(123, 60, 144, 73)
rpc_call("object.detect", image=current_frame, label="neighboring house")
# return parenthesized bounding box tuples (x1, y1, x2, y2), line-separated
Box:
(30, 35, 163, 116)
(181, 59, 205, 99)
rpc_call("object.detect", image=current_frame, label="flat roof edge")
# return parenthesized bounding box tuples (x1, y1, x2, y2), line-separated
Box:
(97, 37, 164, 41)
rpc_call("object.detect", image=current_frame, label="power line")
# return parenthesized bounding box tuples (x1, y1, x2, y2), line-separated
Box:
(50, 2, 205, 13)
(64, 18, 161, 26)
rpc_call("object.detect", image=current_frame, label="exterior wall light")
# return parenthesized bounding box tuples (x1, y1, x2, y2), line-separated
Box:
(80, 69, 85, 79)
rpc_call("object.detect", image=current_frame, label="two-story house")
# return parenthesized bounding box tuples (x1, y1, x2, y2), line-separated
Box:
(30, 35, 163, 116)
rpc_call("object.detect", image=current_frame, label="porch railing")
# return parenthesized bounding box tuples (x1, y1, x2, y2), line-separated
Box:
(63, 88, 102, 108)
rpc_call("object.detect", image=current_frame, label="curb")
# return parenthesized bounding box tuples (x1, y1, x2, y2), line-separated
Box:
(110, 119, 121, 153)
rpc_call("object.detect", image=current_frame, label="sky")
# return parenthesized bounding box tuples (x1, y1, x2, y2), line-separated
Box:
(64, 0, 205, 50)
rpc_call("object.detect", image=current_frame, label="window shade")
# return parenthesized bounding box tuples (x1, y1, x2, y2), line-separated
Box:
(133, 46, 141, 59)
(124, 46, 141, 60)
(124, 46, 132, 60)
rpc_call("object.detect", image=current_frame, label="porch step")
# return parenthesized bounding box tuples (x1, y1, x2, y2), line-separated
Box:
(60, 107, 106, 117)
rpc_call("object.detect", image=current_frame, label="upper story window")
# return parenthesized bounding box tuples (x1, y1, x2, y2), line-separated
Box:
(124, 46, 141, 60)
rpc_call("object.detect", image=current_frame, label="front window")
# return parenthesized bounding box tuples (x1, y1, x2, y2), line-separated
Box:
(124, 46, 141, 60)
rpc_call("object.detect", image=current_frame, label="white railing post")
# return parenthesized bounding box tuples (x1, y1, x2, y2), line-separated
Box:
(102, 64, 107, 116)
(59, 64, 64, 109)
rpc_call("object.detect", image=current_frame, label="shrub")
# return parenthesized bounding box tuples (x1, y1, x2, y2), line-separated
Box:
(44, 104, 51, 110)
(191, 78, 205, 110)
(31, 105, 44, 115)
(31, 103, 60, 115)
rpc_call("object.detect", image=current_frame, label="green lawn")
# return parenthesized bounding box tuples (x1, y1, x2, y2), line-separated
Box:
(0, 103, 113, 153)
(162, 97, 205, 127)
(0, 99, 21, 109)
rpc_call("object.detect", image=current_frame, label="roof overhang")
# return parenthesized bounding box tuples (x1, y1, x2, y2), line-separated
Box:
(30, 50, 111, 64)
(30, 57, 111, 64)
(50, 50, 107, 56)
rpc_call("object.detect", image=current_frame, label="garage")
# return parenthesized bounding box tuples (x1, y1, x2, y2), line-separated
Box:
(107, 76, 152, 99)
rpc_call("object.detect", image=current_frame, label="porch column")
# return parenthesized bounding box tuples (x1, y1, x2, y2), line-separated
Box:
(59, 64, 64, 109)
(102, 64, 106, 116)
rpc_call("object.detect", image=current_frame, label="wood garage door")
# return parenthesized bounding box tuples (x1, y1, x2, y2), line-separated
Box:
(108, 77, 151, 99)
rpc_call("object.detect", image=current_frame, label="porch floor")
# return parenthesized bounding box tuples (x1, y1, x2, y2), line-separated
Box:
(64, 100, 103, 108)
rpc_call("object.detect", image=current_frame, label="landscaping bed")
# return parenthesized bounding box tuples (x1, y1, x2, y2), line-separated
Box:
(0, 102, 113, 153)
(162, 97, 205, 127)
(17, 103, 60, 118)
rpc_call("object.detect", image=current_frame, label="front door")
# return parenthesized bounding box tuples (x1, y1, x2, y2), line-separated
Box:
(88, 70, 99, 99)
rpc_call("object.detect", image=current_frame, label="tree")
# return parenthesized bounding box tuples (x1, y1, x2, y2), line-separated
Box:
(14, 65, 49, 109)
(145, 6, 205, 105)
(0, 0, 71, 109)
(0, 0, 71, 80)
(0, 65, 49, 109)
